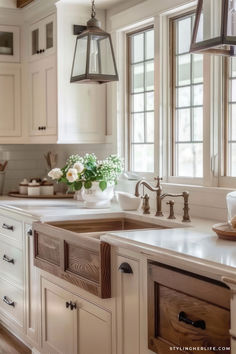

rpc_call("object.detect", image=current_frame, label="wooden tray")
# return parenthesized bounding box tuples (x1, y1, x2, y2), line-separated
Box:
(212, 223, 236, 241)
(8, 192, 74, 199)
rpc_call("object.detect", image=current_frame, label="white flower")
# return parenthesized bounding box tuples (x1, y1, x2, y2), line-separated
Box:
(73, 162, 84, 173)
(66, 168, 78, 183)
(48, 168, 63, 180)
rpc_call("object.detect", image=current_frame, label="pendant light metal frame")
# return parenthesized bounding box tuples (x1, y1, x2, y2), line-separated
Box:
(70, 0, 119, 84)
(190, 0, 236, 56)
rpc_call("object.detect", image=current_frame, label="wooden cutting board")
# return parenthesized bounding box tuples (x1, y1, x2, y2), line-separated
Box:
(212, 223, 236, 241)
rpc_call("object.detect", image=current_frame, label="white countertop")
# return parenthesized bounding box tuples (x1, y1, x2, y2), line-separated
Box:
(0, 196, 235, 279)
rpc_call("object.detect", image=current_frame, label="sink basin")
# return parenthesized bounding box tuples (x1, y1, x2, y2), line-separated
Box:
(33, 217, 167, 299)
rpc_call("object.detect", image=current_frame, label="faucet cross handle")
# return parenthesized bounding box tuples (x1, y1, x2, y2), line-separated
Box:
(154, 176, 163, 187)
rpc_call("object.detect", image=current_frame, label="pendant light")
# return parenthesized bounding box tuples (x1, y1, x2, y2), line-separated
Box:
(190, 0, 236, 56)
(71, 0, 119, 84)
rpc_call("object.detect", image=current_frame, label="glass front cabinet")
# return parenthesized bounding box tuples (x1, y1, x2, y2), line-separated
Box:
(29, 14, 56, 61)
(0, 25, 20, 63)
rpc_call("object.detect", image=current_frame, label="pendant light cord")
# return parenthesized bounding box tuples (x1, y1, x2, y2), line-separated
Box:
(91, 0, 96, 18)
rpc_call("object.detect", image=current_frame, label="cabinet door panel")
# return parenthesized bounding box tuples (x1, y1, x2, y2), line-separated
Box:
(44, 56, 57, 135)
(29, 61, 44, 135)
(0, 65, 21, 137)
(78, 300, 111, 354)
(116, 256, 140, 354)
(42, 279, 77, 354)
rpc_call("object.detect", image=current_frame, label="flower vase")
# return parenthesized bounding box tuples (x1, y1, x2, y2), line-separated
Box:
(81, 182, 114, 208)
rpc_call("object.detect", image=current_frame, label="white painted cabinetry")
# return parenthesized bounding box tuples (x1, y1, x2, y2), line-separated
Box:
(42, 278, 112, 354)
(0, 64, 21, 137)
(29, 55, 57, 137)
(0, 25, 20, 63)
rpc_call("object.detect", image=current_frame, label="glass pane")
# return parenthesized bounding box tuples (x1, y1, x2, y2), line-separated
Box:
(146, 112, 154, 143)
(98, 36, 116, 75)
(145, 92, 154, 111)
(193, 84, 203, 106)
(193, 54, 203, 84)
(0, 31, 13, 55)
(177, 54, 191, 86)
(177, 86, 190, 107)
(227, 0, 236, 36)
(176, 143, 203, 177)
(177, 17, 191, 54)
(177, 109, 190, 142)
(193, 107, 203, 141)
(133, 113, 144, 143)
(229, 143, 236, 176)
(132, 93, 144, 112)
(132, 144, 154, 172)
(72, 37, 88, 77)
(231, 58, 236, 77)
(132, 63, 144, 93)
(231, 79, 236, 101)
(132, 33, 144, 63)
(230, 104, 236, 140)
(145, 61, 154, 91)
(46, 22, 53, 50)
(32, 29, 39, 55)
(145, 30, 154, 60)
(196, 0, 222, 42)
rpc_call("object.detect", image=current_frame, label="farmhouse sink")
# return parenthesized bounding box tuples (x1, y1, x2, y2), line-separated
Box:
(33, 217, 167, 299)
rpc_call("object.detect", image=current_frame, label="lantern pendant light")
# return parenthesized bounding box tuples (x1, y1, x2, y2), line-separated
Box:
(71, 0, 119, 84)
(190, 0, 236, 56)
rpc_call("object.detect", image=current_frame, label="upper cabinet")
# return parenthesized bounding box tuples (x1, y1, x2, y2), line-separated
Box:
(0, 25, 20, 63)
(29, 14, 56, 61)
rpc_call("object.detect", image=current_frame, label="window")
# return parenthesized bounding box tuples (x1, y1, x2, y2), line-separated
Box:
(171, 14, 204, 178)
(225, 57, 236, 177)
(127, 27, 155, 173)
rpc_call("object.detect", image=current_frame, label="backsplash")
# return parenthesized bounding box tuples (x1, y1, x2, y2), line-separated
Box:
(0, 144, 115, 194)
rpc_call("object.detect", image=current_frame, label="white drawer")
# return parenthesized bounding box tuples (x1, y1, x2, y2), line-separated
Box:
(0, 214, 23, 248)
(0, 240, 23, 286)
(0, 277, 24, 327)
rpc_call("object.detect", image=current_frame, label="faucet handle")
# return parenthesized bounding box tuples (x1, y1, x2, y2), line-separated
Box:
(154, 176, 163, 187)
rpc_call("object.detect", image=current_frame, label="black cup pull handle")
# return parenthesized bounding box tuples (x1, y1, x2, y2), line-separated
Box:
(2, 223, 14, 231)
(118, 262, 133, 274)
(178, 311, 206, 330)
(3, 296, 15, 307)
(3, 255, 14, 264)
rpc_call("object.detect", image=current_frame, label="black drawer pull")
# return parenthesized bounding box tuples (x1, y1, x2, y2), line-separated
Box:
(3, 296, 15, 307)
(2, 224, 14, 231)
(27, 228, 32, 237)
(178, 311, 206, 330)
(118, 262, 133, 274)
(66, 301, 77, 310)
(3, 255, 14, 264)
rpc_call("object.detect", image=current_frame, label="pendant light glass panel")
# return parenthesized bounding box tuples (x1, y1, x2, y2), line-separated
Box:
(72, 36, 88, 77)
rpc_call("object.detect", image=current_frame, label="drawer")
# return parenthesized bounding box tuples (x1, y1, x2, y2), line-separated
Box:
(0, 214, 22, 248)
(0, 241, 23, 286)
(148, 262, 231, 354)
(0, 277, 24, 327)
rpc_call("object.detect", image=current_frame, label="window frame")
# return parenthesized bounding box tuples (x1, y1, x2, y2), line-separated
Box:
(126, 24, 155, 174)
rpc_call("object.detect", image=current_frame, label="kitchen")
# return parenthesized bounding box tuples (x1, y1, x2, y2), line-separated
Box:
(0, 0, 235, 353)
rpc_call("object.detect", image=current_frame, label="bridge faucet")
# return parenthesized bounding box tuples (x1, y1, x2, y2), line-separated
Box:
(135, 176, 190, 222)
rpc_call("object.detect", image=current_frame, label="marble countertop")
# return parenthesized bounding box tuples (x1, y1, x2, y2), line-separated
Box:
(0, 196, 235, 278)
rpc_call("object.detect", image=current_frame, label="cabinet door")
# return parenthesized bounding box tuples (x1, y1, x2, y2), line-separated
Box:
(25, 224, 39, 346)
(0, 25, 20, 63)
(77, 297, 111, 354)
(0, 64, 21, 137)
(116, 256, 140, 354)
(42, 279, 77, 354)
(29, 60, 44, 135)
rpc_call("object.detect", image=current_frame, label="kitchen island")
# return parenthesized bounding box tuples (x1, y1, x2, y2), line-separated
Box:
(0, 196, 234, 354)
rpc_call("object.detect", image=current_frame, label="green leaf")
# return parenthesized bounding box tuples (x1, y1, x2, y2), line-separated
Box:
(74, 181, 83, 191)
(99, 181, 107, 191)
(84, 181, 92, 189)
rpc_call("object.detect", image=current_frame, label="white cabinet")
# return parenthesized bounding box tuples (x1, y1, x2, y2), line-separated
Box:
(29, 14, 56, 61)
(42, 278, 112, 354)
(116, 255, 140, 354)
(0, 64, 21, 137)
(0, 25, 20, 63)
(29, 55, 57, 137)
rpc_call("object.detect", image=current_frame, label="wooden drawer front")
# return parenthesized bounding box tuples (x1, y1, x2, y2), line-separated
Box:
(159, 285, 230, 350)
(36, 233, 61, 266)
(66, 243, 100, 283)
(0, 277, 24, 327)
(0, 214, 22, 248)
(0, 241, 23, 286)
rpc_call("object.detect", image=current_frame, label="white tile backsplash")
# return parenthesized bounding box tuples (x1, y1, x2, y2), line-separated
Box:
(0, 144, 115, 194)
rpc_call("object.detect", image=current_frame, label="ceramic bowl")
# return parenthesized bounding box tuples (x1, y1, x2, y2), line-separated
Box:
(116, 191, 142, 211)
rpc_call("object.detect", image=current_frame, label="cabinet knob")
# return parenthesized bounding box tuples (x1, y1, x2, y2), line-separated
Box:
(27, 228, 32, 237)
(3, 255, 14, 264)
(118, 262, 133, 274)
(66, 301, 77, 310)
(36, 50, 40, 54)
